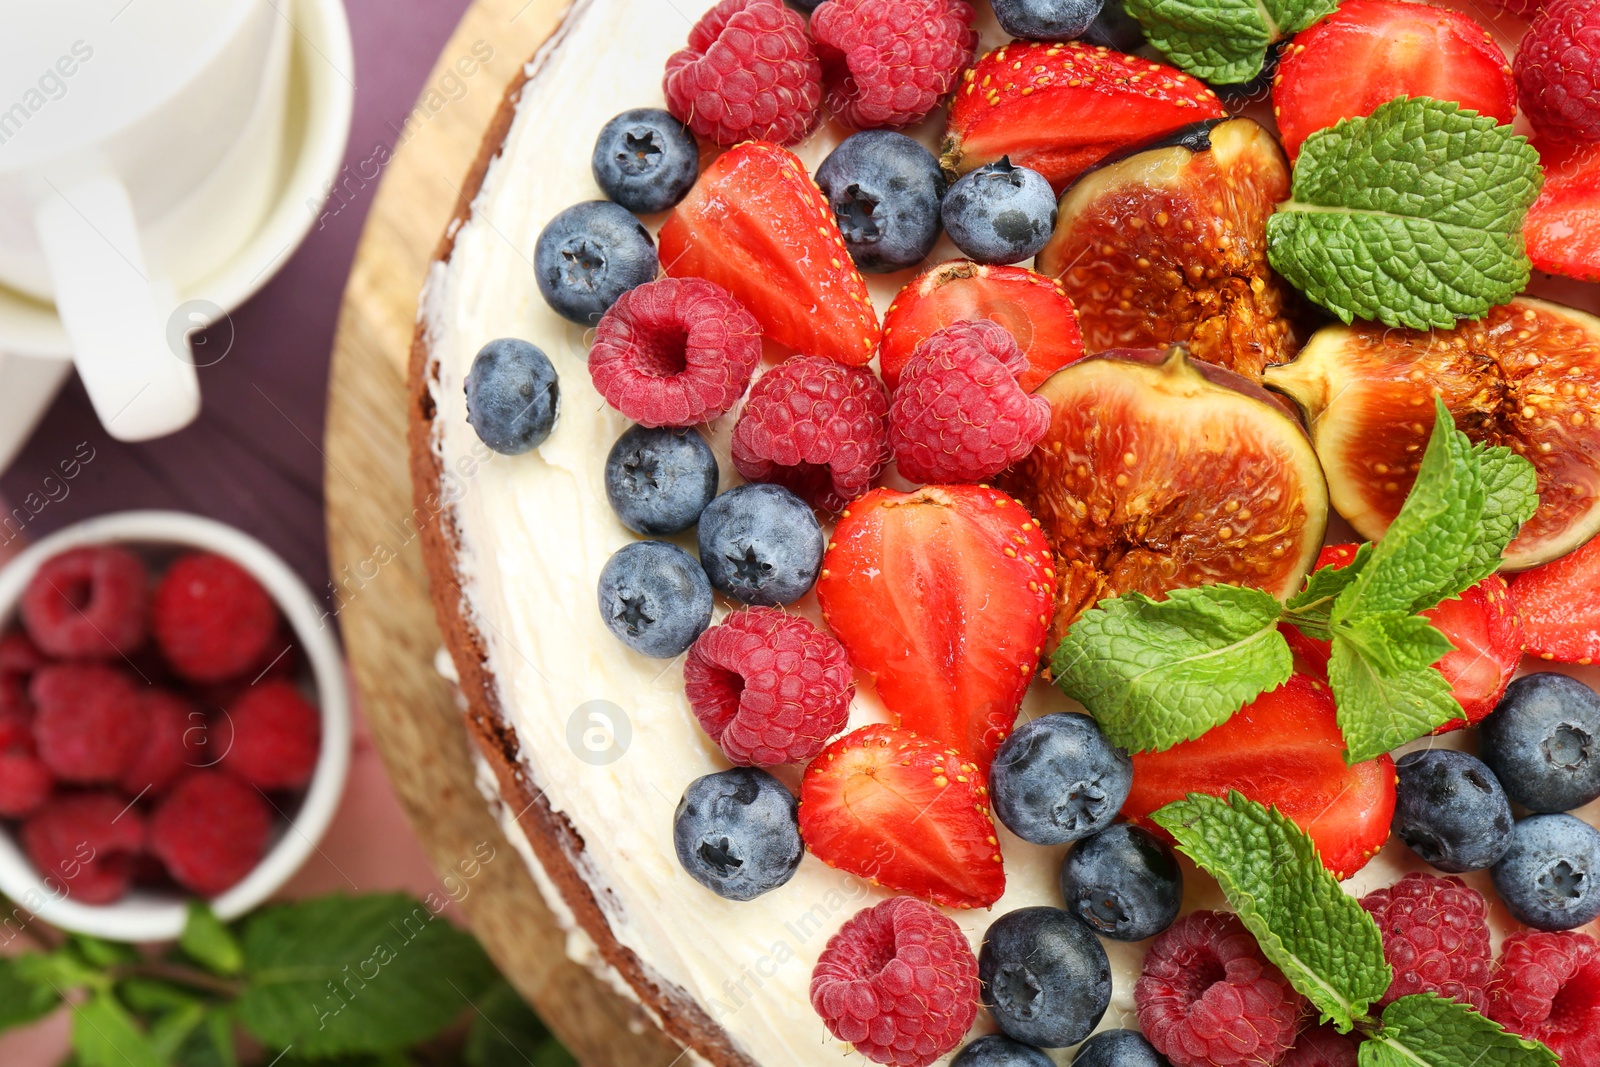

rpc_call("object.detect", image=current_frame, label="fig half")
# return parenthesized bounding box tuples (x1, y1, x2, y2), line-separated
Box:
(1004, 345, 1329, 646)
(1265, 298, 1600, 570)
(1034, 118, 1306, 383)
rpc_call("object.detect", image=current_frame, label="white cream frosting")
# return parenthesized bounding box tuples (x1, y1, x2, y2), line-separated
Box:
(419, 1, 1600, 1063)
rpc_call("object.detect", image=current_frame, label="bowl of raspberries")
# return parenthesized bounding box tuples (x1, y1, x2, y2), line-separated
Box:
(0, 511, 351, 940)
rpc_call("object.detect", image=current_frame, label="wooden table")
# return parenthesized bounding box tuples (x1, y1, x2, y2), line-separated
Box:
(324, 2, 682, 1062)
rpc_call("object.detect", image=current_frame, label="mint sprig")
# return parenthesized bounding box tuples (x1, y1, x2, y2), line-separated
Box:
(1267, 97, 1542, 331)
(1123, 0, 1339, 83)
(1054, 402, 1538, 762)
(1361, 994, 1558, 1067)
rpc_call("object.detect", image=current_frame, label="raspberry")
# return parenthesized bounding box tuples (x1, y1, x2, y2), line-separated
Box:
(0, 628, 44, 677)
(1136, 911, 1306, 1067)
(1516, 0, 1600, 144)
(888, 319, 1050, 485)
(664, 0, 822, 147)
(812, 0, 979, 130)
(20, 546, 148, 660)
(1488, 930, 1600, 1065)
(1281, 1024, 1358, 1067)
(810, 896, 979, 1067)
(0, 750, 52, 818)
(150, 771, 273, 895)
(590, 277, 763, 428)
(31, 664, 144, 784)
(152, 553, 278, 683)
(1359, 872, 1492, 1011)
(684, 607, 853, 765)
(220, 680, 321, 790)
(21, 792, 145, 905)
(730, 356, 890, 513)
(120, 689, 199, 796)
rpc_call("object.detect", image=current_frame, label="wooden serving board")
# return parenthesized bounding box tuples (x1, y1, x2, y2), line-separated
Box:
(324, 1, 682, 1062)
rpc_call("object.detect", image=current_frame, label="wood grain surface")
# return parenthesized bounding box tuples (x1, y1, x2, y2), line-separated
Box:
(324, 2, 682, 1062)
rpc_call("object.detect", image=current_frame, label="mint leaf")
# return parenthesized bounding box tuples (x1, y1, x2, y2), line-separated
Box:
(1124, 0, 1339, 83)
(1330, 613, 1455, 677)
(1151, 791, 1391, 1030)
(1052, 584, 1292, 753)
(182, 901, 244, 977)
(1287, 544, 1372, 619)
(1328, 637, 1461, 763)
(148, 1002, 209, 1060)
(467, 981, 577, 1067)
(235, 893, 497, 1057)
(173, 1011, 239, 1067)
(1267, 97, 1542, 330)
(1457, 440, 1540, 586)
(0, 954, 61, 1030)
(1361, 994, 1558, 1067)
(72, 993, 167, 1067)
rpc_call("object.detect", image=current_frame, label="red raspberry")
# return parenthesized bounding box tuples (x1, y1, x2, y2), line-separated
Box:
(1488, 930, 1600, 1065)
(684, 607, 853, 765)
(150, 771, 273, 895)
(220, 680, 321, 790)
(590, 277, 763, 428)
(0, 673, 29, 719)
(120, 689, 199, 796)
(810, 896, 979, 1067)
(1136, 911, 1306, 1067)
(20, 546, 148, 660)
(0, 706, 52, 818)
(664, 0, 822, 147)
(152, 553, 278, 684)
(888, 319, 1050, 485)
(812, 0, 979, 130)
(730, 356, 890, 513)
(31, 664, 144, 784)
(1281, 1024, 1358, 1067)
(0, 628, 44, 677)
(1359, 872, 1492, 1011)
(1516, 0, 1600, 144)
(21, 792, 145, 905)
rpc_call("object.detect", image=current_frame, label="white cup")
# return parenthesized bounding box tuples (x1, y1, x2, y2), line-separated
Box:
(0, 0, 291, 443)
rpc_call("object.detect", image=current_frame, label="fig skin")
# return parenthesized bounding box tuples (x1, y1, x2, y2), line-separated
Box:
(1003, 344, 1329, 647)
(1264, 297, 1600, 571)
(1035, 118, 1308, 384)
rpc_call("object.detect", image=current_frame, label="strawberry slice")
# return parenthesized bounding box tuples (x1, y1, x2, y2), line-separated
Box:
(799, 723, 1004, 908)
(1510, 534, 1600, 664)
(1121, 673, 1397, 880)
(659, 141, 880, 366)
(880, 260, 1086, 392)
(1526, 139, 1600, 283)
(817, 486, 1055, 771)
(1273, 0, 1516, 161)
(1283, 544, 1522, 732)
(939, 41, 1225, 192)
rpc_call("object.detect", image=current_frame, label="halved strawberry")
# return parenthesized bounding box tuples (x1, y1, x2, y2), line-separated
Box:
(816, 485, 1055, 770)
(659, 141, 880, 366)
(1122, 673, 1397, 880)
(1510, 534, 1600, 664)
(1272, 0, 1516, 161)
(1526, 139, 1600, 283)
(939, 42, 1225, 192)
(1283, 544, 1523, 732)
(879, 261, 1085, 392)
(799, 723, 1004, 909)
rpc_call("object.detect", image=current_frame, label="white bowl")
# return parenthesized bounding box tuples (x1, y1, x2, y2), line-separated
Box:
(0, 511, 352, 941)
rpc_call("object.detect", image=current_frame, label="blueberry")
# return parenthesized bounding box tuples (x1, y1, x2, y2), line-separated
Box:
(604, 425, 719, 536)
(596, 541, 713, 658)
(697, 483, 824, 606)
(591, 108, 699, 215)
(990, 713, 1133, 845)
(673, 768, 802, 901)
(1078, 0, 1145, 51)
(464, 338, 559, 455)
(1060, 823, 1181, 942)
(979, 906, 1111, 1047)
(815, 131, 946, 274)
(951, 1034, 1054, 1067)
(942, 159, 1058, 266)
(1391, 749, 1514, 873)
(1491, 813, 1600, 931)
(1073, 1030, 1170, 1067)
(534, 200, 658, 325)
(1481, 672, 1600, 814)
(993, 0, 1105, 40)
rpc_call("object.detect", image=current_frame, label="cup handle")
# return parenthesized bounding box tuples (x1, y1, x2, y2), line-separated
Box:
(33, 175, 200, 442)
